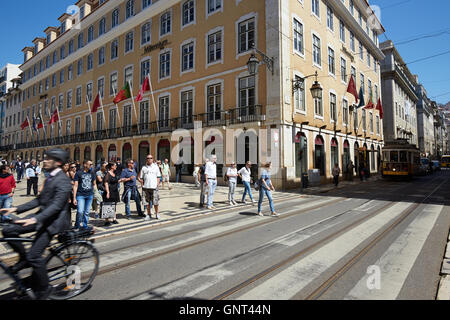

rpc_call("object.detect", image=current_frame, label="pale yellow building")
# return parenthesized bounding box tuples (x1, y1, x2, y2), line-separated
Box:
(3, 0, 385, 188)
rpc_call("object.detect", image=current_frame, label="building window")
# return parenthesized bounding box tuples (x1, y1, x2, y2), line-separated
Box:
(160, 12, 171, 36)
(208, 0, 222, 13)
(293, 18, 304, 54)
(67, 91, 72, 109)
(125, 32, 134, 53)
(99, 18, 106, 36)
(52, 74, 56, 87)
(96, 113, 103, 131)
(182, 0, 195, 26)
(330, 93, 337, 122)
(78, 33, 84, 49)
(360, 73, 364, 94)
(239, 76, 256, 110)
(339, 20, 345, 42)
(159, 51, 171, 79)
(343, 99, 348, 124)
(313, 34, 321, 66)
(350, 0, 354, 15)
(362, 109, 366, 130)
(208, 31, 222, 63)
(66, 119, 72, 136)
(327, 6, 333, 30)
(87, 83, 93, 102)
(314, 91, 323, 116)
(141, 22, 151, 45)
(68, 65, 73, 80)
(354, 108, 358, 130)
(111, 39, 119, 60)
(60, 46, 65, 60)
(87, 53, 94, 71)
(376, 115, 380, 134)
(124, 66, 133, 88)
(58, 94, 64, 112)
(126, 0, 134, 19)
(75, 118, 81, 134)
(181, 90, 193, 124)
(76, 87, 82, 106)
(159, 96, 170, 127)
(328, 47, 335, 75)
(88, 25, 94, 43)
(143, 0, 152, 9)
(182, 42, 194, 71)
(112, 9, 120, 28)
(369, 112, 374, 132)
(141, 59, 150, 84)
(359, 41, 364, 60)
(59, 70, 64, 84)
(238, 18, 255, 53)
(109, 109, 117, 129)
(294, 76, 305, 112)
(140, 101, 149, 127)
(207, 83, 222, 121)
(312, 0, 320, 17)
(99, 47, 105, 65)
(341, 58, 347, 82)
(98, 78, 105, 98)
(110, 72, 118, 95)
(350, 31, 355, 52)
(77, 59, 83, 76)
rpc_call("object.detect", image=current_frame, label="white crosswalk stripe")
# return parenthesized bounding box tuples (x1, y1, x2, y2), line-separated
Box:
(345, 204, 444, 300)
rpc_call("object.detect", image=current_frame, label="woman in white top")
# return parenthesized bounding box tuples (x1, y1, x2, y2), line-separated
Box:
(226, 162, 238, 205)
(238, 161, 256, 204)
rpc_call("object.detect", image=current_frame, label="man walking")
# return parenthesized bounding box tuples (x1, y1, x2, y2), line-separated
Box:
(226, 162, 238, 206)
(16, 158, 24, 183)
(205, 155, 217, 210)
(175, 158, 184, 183)
(26, 160, 41, 196)
(347, 161, 355, 181)
(73, 160, 96, 229)
(120, 159, 144, 219)
(199, 158, 209, 207)
(332, 163, 341, 187)
(139, 155, 161, 220)
(160, 159, 172, 190)
(239, 161, 256, 204)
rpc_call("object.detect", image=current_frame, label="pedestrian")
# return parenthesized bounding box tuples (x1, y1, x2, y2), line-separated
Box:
(95, 157, 106, 173)
(359, 163, 365, 181)
(332, 163, 341, 187)
(119, 159, 144, 219)
(239, 161, 256, 204)
(205, 155, 217, 210)
(175, 158, 184, 183)
(73, 159, 96, 229)
(93, 162, 107, 219)
(0, 165, 16, 222)
(257, 162, 278, 217)
(193, 164, 200, 188)
(16, 158, 24, 183)
(1, 148, 72, 299)
(103, 162, 120, 226)
(10, 159, 16, 173)
(115, 157, 123, 193)
(226, 162, 238, 206)
(75, 160, 81, 171)
(160, 158, 172, 190)
(63, 163, 70, 176)
(68, 162, 77, 210)
(199, 158, 209, 207)
(347, 161, 354, 181)
(25, 159, 41, 196)
(139, 155, 161, 221)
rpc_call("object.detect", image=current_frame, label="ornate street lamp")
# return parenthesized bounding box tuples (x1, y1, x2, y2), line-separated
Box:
(246, 43, 274, 75)
(292, 71, 323, 99)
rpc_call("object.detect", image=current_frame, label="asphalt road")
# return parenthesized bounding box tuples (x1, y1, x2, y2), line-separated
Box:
(0, 171, 448, 300)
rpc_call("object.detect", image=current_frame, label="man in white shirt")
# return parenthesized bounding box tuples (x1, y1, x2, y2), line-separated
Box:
(25, 159, 41, 197)
(238, 161, 256, 204)
(205, 155, 217, 210)
(226, 162, 238, 205)
(139, 155, 161, 220)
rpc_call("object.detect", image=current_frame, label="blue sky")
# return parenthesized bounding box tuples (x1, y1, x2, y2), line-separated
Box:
(0, 0, 449, 104)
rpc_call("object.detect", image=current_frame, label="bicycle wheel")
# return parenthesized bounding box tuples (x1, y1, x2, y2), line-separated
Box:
(45, 241, 99, 300)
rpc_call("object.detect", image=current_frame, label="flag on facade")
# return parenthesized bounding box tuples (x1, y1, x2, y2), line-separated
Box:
(113, 82, 131, 104)
(91, 93, 101, 113)
(376, 97, 384, 119)
(357, 87, 365, 108)
(37, 114, 44, 129)
(20, 118, 30, 130)
(136, 76, 151, 102)
(346, 75, 358, 104)
(49, 109, 59, 125)
(32, 117, 38, 131)
(365, 90, 374, 109)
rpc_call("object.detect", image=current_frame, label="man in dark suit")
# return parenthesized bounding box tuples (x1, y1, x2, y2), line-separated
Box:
(0, 148, 72, 299)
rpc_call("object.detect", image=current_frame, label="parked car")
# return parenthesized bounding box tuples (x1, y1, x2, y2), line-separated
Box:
(431, 160, 440, 172)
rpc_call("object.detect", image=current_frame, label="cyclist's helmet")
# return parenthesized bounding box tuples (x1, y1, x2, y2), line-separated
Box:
(45, 148, 70, 164)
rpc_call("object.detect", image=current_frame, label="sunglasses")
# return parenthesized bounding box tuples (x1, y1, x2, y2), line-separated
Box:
(147, 157, 153, 159)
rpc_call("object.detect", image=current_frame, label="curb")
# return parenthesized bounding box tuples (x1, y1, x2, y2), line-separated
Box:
(437, 275, 450, 300)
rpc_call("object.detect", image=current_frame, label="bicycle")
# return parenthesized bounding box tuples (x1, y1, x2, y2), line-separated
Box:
(0, 226, 99, 300)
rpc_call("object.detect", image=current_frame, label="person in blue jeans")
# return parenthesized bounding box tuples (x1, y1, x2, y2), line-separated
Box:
(73, 159, 96, 229)
(119, 159, 144, 219)
(238, 161, 256, 204)
(0, 165, 16, 222)
(257, 162, 278, 217)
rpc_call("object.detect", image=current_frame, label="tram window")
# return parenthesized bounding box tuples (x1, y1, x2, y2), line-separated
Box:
(390, 151, 399, 162)
(400, 151, 407, 162)
(383, 152, 389, 162)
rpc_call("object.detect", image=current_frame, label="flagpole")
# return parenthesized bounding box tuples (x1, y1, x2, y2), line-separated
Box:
(55, 106, 63, 139)
(86, 95, 94, 135)
(112, 86, 123, 136)
(99, 92, 107, 132)
(127, 80, 140, 134)
(26, 116, 33, 144)
(39, 110, 47, 142)
(147, 73, 159, 131)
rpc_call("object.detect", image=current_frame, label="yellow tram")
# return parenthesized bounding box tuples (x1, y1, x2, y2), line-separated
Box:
(381, 139, 421, 179)
(441, 155, 450, 169)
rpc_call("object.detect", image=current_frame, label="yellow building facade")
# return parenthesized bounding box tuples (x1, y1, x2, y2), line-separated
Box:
(4, 0, 385, 189)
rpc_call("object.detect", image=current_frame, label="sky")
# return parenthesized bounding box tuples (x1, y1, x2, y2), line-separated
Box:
(0, 0, 449, 104)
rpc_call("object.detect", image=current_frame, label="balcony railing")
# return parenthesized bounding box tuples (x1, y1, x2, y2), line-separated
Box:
(0, 106, 264, 152)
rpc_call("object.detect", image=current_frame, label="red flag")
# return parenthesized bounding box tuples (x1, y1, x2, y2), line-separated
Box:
(135, 77, 150, 102)
(91, 93, 101, 113)
(376, 98, 384, 119)
(49, 109, 59, 125)
(20, 118, 30, 130)
(346, 75, 358, 104)
(113, 82, 131, 104)
(135, 89, 143, 102)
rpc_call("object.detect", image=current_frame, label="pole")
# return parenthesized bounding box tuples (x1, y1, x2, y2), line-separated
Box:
(147, 73, 159, 131)
(99, 92, 107, 131)
(113, 86, 123, 136)
(127, 80, 140, 134)
(86, 95, 94, 134)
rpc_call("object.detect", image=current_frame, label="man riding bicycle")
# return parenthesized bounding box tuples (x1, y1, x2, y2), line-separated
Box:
(0, 148, 72, 299)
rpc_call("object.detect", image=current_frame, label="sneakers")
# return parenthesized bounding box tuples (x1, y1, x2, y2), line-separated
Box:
(232, 200, 238, 205)
(144, 215, 151, 221)
(257, 212, 263, 216)
(112, 220, 119, 224)
(271, 212, 279, 217)
(242, 200, 247, 204)
(207, 206, 214, 210)
(156, 214, 161, 220)
(229, 201, 234, 206)
(104, 221, 111, 227)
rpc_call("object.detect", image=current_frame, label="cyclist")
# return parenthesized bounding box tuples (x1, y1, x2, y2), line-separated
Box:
(0, 148, 72, 299)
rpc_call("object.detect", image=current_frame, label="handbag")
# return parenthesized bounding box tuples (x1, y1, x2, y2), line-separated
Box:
(254, 178, 261, 191)
(101, 202, 116, 219)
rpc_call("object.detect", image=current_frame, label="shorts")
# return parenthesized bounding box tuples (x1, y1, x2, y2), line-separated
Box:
(162, 174, 170, 182)
(143, 188, 160, 206)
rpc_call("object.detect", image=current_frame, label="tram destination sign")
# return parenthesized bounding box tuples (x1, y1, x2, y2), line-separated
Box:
(143, 40, 170, 54)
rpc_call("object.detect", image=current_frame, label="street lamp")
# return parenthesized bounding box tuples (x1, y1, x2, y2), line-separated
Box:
(246, 43, 274, 75)
(292, 71, 323, 99)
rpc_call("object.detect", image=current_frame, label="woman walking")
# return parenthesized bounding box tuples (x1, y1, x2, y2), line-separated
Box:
(0, 165, 15, 222)
(238, 161, 256, 204)
(257, 162, 278, 217)
(93, 162, 107, 219)
(226, 162, 238, 206)
(103, 162, 120, 226)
